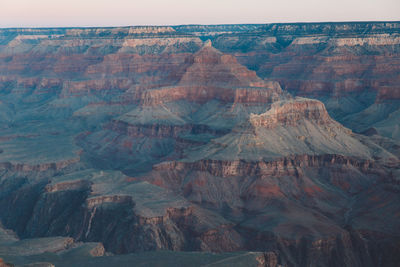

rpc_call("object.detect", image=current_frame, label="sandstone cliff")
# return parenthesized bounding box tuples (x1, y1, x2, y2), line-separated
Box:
(0, 23, 399, 267)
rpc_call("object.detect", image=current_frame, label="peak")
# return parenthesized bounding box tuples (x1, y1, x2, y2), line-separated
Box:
(203, 39, 212, 47)
(196, 39, 220, 55)
(178, 41, 266, 87)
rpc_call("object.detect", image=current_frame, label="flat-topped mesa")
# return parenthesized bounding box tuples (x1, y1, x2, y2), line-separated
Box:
(256, 21, 400, 37)
(64, 26, 177, 37)
(250, 97, 335, 129)
(128, 26, 176, 35)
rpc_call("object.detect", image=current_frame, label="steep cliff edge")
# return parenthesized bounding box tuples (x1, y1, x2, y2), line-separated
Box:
(0, 23, 399, 267)
(207, 22, 400, 141)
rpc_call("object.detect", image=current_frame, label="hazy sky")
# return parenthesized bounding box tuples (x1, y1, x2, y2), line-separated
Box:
(1, 0, 399, 28)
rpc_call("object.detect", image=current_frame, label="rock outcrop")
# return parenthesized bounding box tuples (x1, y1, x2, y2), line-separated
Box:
(249, 98, 333, 128)
(0, 22, 399, 267)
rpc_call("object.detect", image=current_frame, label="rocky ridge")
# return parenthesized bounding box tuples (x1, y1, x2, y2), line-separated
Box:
(0, 23, 399, 267)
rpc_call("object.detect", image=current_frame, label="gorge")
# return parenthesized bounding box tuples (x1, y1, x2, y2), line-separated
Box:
(0, 22, 399, 266)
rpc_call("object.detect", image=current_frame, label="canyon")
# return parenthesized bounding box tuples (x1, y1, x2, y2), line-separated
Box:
(0, 22, 399, 266)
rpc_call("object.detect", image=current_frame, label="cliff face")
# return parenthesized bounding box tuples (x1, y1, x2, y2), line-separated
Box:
(249, 98, 332, 128)
(0, 23, 399, 267)
(206, 22, 400, 140)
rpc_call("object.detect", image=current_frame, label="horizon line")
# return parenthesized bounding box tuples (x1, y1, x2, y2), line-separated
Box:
(1, 20, 400, 30)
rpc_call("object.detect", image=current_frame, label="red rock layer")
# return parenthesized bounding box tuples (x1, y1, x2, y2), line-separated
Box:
(0, 157, 80, 172)
(249, 98, 335, 128)
(153, 154, 377, 178)
(140, 84, 282, 106)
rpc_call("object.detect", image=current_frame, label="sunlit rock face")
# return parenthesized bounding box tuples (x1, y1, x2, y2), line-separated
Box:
(206, 22, 400, 141)
(0, 22, 399, 267)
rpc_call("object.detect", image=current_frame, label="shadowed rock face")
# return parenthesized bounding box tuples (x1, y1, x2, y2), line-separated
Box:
(0, 23, 399, 267)
(205, 22, 400, 141)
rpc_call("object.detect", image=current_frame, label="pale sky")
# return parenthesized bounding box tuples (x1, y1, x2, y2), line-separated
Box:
(1, 0, 399, 28)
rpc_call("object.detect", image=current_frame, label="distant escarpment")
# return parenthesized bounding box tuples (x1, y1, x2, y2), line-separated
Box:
(206, 22, 400, 140)
(0, 23, 399, 267)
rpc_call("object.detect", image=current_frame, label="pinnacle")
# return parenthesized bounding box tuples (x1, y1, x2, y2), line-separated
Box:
(203, 39, 212, 47)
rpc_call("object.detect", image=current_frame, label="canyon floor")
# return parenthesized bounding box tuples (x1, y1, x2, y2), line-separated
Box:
(0, 22, 399, 267)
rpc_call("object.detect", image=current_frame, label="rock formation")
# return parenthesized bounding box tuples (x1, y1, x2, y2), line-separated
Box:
(0, 22, 399, 266)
